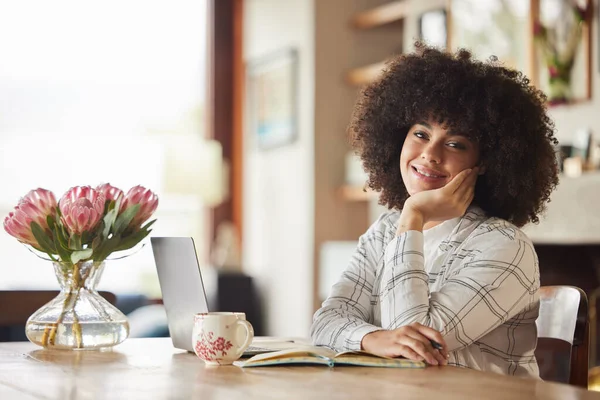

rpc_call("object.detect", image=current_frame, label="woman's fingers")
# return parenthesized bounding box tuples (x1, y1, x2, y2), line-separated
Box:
(411, 323, 449, 359)
(433, 349, 447, 364)
(454, 167, 478, 195)
(449, 167, 478, 212)
(411, 323, 446, 346)
(396, 336, 439, 365)
(463, 169, 478, 204)
(405, 330, 447, 365)
(397, 345, 424, 362)
(468, 166, 479, 186)
(364, 327, 450, 365)
(461, 186, 475, 205)
(444, 168, 473, 193)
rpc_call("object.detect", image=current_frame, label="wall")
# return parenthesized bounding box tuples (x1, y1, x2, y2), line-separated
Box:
(243, 0, 400, 335)
(313, 0, 407, 309)
(242, 0, 315, 337)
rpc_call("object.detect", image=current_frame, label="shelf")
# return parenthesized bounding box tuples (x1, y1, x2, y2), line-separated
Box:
(351, 1, 407, 30)
(345, 61, 386, 86)
(338, 185, 376, 202)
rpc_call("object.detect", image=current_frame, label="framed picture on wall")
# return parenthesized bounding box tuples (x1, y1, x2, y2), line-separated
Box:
(532, 0, 592, 105)
(449, 0, 592, 106)
(246, 48, 299, 151)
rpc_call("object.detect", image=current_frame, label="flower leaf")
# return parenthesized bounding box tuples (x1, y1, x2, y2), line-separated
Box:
(92, 220, 105, 239)
(114, 229, 152, 252)
(52, 229, 72, 262)
(46, 215, 56, 230)
(31, 221, 57, 255)
(47, 215, 68, 252)
(49, 218, 70, 251)
(102, 201, 119, 237)
(92, 233, 103, 252)
(92, 234, 121, 262)
(71, 248, 93, 264)
(141, 219, 156, 231)
(113, 204, 139, 234)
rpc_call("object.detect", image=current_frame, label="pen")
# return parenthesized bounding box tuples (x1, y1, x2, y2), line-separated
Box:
(430, 340, 443, 350)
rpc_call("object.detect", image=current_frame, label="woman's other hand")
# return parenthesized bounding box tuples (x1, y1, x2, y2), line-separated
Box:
(360, 323, 448, 365)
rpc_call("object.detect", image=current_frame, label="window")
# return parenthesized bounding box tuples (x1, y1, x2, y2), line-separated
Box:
(0, 0, 209, 297)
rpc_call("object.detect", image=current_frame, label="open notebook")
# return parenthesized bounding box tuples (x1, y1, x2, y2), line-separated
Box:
(234, 346, 426, 368)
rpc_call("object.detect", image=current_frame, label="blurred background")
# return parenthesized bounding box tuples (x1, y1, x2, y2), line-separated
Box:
(1, 0, 600, 375)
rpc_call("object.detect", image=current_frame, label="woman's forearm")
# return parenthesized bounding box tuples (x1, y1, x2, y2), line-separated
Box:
(380, 231, 538, 353)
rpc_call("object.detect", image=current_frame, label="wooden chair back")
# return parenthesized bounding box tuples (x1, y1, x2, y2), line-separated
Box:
(0, 290, 117, 329)
(535, 285, 589, 388)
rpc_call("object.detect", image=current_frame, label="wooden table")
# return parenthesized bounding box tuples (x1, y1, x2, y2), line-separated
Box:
(1, 338, 599, 399)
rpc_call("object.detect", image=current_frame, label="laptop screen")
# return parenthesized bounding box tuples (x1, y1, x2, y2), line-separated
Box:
(151, 237, 209, 352)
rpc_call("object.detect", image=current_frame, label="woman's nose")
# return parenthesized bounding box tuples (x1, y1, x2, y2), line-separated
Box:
(420, 143, 442, 164)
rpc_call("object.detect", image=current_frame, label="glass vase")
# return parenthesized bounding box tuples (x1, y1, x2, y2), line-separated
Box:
(25, 260, 129, 350)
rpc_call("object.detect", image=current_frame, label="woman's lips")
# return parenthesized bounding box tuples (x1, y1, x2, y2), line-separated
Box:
(411, 165, 447, 183)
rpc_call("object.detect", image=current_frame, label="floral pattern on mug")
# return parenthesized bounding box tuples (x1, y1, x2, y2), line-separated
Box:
(195, 330, 233, 361)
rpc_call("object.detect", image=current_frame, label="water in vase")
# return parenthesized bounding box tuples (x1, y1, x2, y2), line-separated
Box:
(26, 320, 129, 350)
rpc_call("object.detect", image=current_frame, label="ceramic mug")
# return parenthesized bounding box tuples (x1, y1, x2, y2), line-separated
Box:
(192, 312, 254, 365)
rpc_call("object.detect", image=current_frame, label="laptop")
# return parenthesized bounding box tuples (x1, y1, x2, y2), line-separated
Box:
(150, 237, 298, 355)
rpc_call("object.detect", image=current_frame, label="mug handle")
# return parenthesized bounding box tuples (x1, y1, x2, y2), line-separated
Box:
(233, 319, 254, 358)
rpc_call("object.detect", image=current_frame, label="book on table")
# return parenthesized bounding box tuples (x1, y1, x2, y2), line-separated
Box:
(234, 345, 426, 368)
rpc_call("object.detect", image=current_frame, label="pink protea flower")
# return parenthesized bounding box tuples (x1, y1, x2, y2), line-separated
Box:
(3, 188, 58, 247)
(4, 208, 38, 246)
(120, 185, 159, 229)
(21, 188, 58, 221)
(96, 183, 124, 203)
(59, 186, 106, 235)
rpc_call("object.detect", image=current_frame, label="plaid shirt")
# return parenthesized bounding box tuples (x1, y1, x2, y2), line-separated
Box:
(311, 206, 540, 378)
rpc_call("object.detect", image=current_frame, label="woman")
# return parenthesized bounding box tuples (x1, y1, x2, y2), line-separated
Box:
(310, 43, 559, 378)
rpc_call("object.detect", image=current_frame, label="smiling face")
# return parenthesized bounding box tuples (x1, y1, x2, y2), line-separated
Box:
(400, 120, 481, 195)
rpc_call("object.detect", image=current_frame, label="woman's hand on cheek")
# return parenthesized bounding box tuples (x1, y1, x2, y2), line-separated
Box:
(400, 167, 478, 231)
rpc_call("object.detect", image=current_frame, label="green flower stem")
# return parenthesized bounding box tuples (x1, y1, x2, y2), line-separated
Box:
(44, 262, 93, 348)
(72, 311, 82, 349)
(71, 265, 83, 348)
(44, 290, 72, 346)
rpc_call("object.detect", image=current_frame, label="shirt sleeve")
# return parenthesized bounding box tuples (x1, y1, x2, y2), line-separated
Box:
(310, 215, 389, 352)
(380, 227, 539, 352)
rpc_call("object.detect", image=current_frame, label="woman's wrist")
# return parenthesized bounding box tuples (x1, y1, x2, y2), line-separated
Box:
(397, 206, 425, 235)
(361, 330, 382, 351)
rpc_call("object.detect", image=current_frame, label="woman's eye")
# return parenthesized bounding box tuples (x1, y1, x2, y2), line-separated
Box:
(447, 142, 466, 150)
(414, 131, 427, 139)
